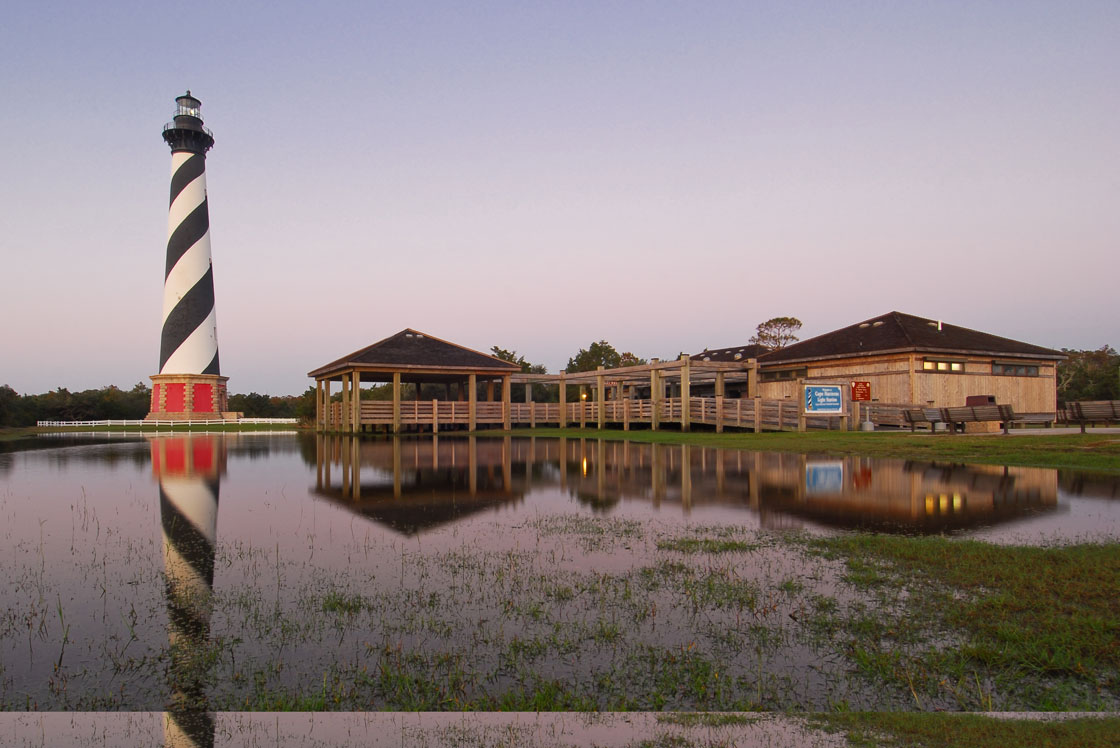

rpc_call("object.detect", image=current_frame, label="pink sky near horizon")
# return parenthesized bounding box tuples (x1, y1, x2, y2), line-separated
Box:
(1, 1, 1117, 396)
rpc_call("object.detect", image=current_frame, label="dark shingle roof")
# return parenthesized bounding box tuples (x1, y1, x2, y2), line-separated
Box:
(691, 344, 770, 363)
(759, 312, 1064, 364)
(309, 329, 521, 377)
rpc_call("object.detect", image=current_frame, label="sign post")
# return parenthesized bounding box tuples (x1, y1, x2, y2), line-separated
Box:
(851, 381, 873, 431)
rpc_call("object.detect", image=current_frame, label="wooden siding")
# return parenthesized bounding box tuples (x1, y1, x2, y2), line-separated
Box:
(756, 352, 1057, 412)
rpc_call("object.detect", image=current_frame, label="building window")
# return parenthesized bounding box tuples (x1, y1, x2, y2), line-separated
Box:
(760, 368, 807, 382)
(993, 362, 1038, 376)
(922, 359, 964, 373)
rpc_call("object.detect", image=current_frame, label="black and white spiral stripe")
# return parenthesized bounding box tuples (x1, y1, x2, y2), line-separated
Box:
(160, 473, 219, 728)
(160, 150, 220, 376)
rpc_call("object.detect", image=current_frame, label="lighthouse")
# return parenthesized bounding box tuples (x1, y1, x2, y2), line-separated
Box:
(148, 92, 229, 421)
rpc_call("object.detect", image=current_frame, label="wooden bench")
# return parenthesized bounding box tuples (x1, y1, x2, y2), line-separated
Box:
(1010, 412, 1057, 428)
(905, 405, 1014, 434)
(1065, 401, 1120, 433)
(904, 408, 944, 432)
(941, 405, 1014, 434)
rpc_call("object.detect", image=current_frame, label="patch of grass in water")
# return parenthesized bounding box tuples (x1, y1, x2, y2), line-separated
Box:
(656, 713, 763, 727)
(656, 538, 760, 554)
(804, 535, 1120, 709)
(812, 713, 1120, 748)
(320, 589, 368, 614)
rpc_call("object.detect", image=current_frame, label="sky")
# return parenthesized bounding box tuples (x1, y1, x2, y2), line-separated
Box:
(2, 1, 1117, 396)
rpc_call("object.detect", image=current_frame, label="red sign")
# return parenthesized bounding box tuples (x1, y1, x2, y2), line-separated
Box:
(851, 381, 871, 402)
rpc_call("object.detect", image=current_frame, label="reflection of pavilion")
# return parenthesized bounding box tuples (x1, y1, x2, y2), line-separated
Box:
(313, 435, 526, 535)
(310, 435, 1066, 535)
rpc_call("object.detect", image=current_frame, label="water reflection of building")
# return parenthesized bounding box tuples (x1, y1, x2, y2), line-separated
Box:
(309, 435, 1065, 535)
(754, 454, 1060, 532)
(312, 435, 526, 535)
(150, 435, 223, 748)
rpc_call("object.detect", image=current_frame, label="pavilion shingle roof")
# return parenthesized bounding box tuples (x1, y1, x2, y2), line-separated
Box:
(759, 311, 1064, 365)
(309, 329, 520, 377)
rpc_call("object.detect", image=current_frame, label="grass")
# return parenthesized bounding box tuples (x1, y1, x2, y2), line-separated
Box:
(813, 713, 1120, 748)
(804, 535, 1120, 709)
(499, 427, 1120, 473)
(656, 538, 760, 554)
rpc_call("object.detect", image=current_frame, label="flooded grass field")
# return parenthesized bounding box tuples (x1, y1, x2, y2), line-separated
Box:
(0, 432, 1118, 743)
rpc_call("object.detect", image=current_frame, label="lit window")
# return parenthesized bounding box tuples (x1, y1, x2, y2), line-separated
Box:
(923, 358, 965, 373)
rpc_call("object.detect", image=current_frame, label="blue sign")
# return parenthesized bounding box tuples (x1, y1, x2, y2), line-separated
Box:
(804, 385, 844, 414)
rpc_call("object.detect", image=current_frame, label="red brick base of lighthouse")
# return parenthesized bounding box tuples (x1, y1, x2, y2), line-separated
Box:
(147, 374, 238, 421)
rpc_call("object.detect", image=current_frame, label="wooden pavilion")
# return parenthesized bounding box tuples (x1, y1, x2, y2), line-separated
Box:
(308, 329, 521, 432)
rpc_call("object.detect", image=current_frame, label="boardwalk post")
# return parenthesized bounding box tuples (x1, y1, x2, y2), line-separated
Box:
(623, 397, 630, 431)
(597, 366, 605, 430)
(559, 373, 567, 428)
(798, 386, 807, 432)
(680, 355, 691, 432)
(468, 374, 477, 432)
(502, 375, 511, 430)
(754, 396, 762, 432)
(392, 372, 401, 434)
(715, 371, 725, 433)
(579, 387, 586, 428)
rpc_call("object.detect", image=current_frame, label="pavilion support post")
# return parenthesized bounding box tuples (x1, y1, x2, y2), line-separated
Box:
(558, 374, 567, 428)
(432, 399, 439, 433)
(680, 356, 691, 432)
(579, 386, 586, 429)
(715, 372, 725, 433)
(651, 369, 660, 431)
(341, 374, 351, 433)
(596, 366, 605, 430)
(325, 380, 333, 430)
(315, 380, 323, 430)
(747, 358, 758, 398)
(486, 380, 494, 403)
(623, 397, 630, 431)
(502, 375, 511, 430)
(468, 374, 477, 432)
(392, 372, 401, 434)
(351, 371, 360, 433)
(525, 379, 534, 428)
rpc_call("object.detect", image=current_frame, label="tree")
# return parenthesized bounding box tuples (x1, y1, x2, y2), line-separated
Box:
(1057, 346, 1119, 403)
(490, 346, 547, 374)
(0, 385, 22, 427)
(749, 316, 802, 351)
(618, 352, 647, 367)
(566, 341, 622, 373)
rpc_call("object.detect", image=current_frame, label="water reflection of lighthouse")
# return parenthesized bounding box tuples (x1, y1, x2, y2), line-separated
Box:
(151, 435, 224, 747)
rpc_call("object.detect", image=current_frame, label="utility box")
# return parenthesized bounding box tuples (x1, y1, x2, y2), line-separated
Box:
(965, 395, 996, 407)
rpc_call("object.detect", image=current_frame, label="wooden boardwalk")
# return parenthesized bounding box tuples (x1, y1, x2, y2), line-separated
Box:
(321, 395, 897, 433)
